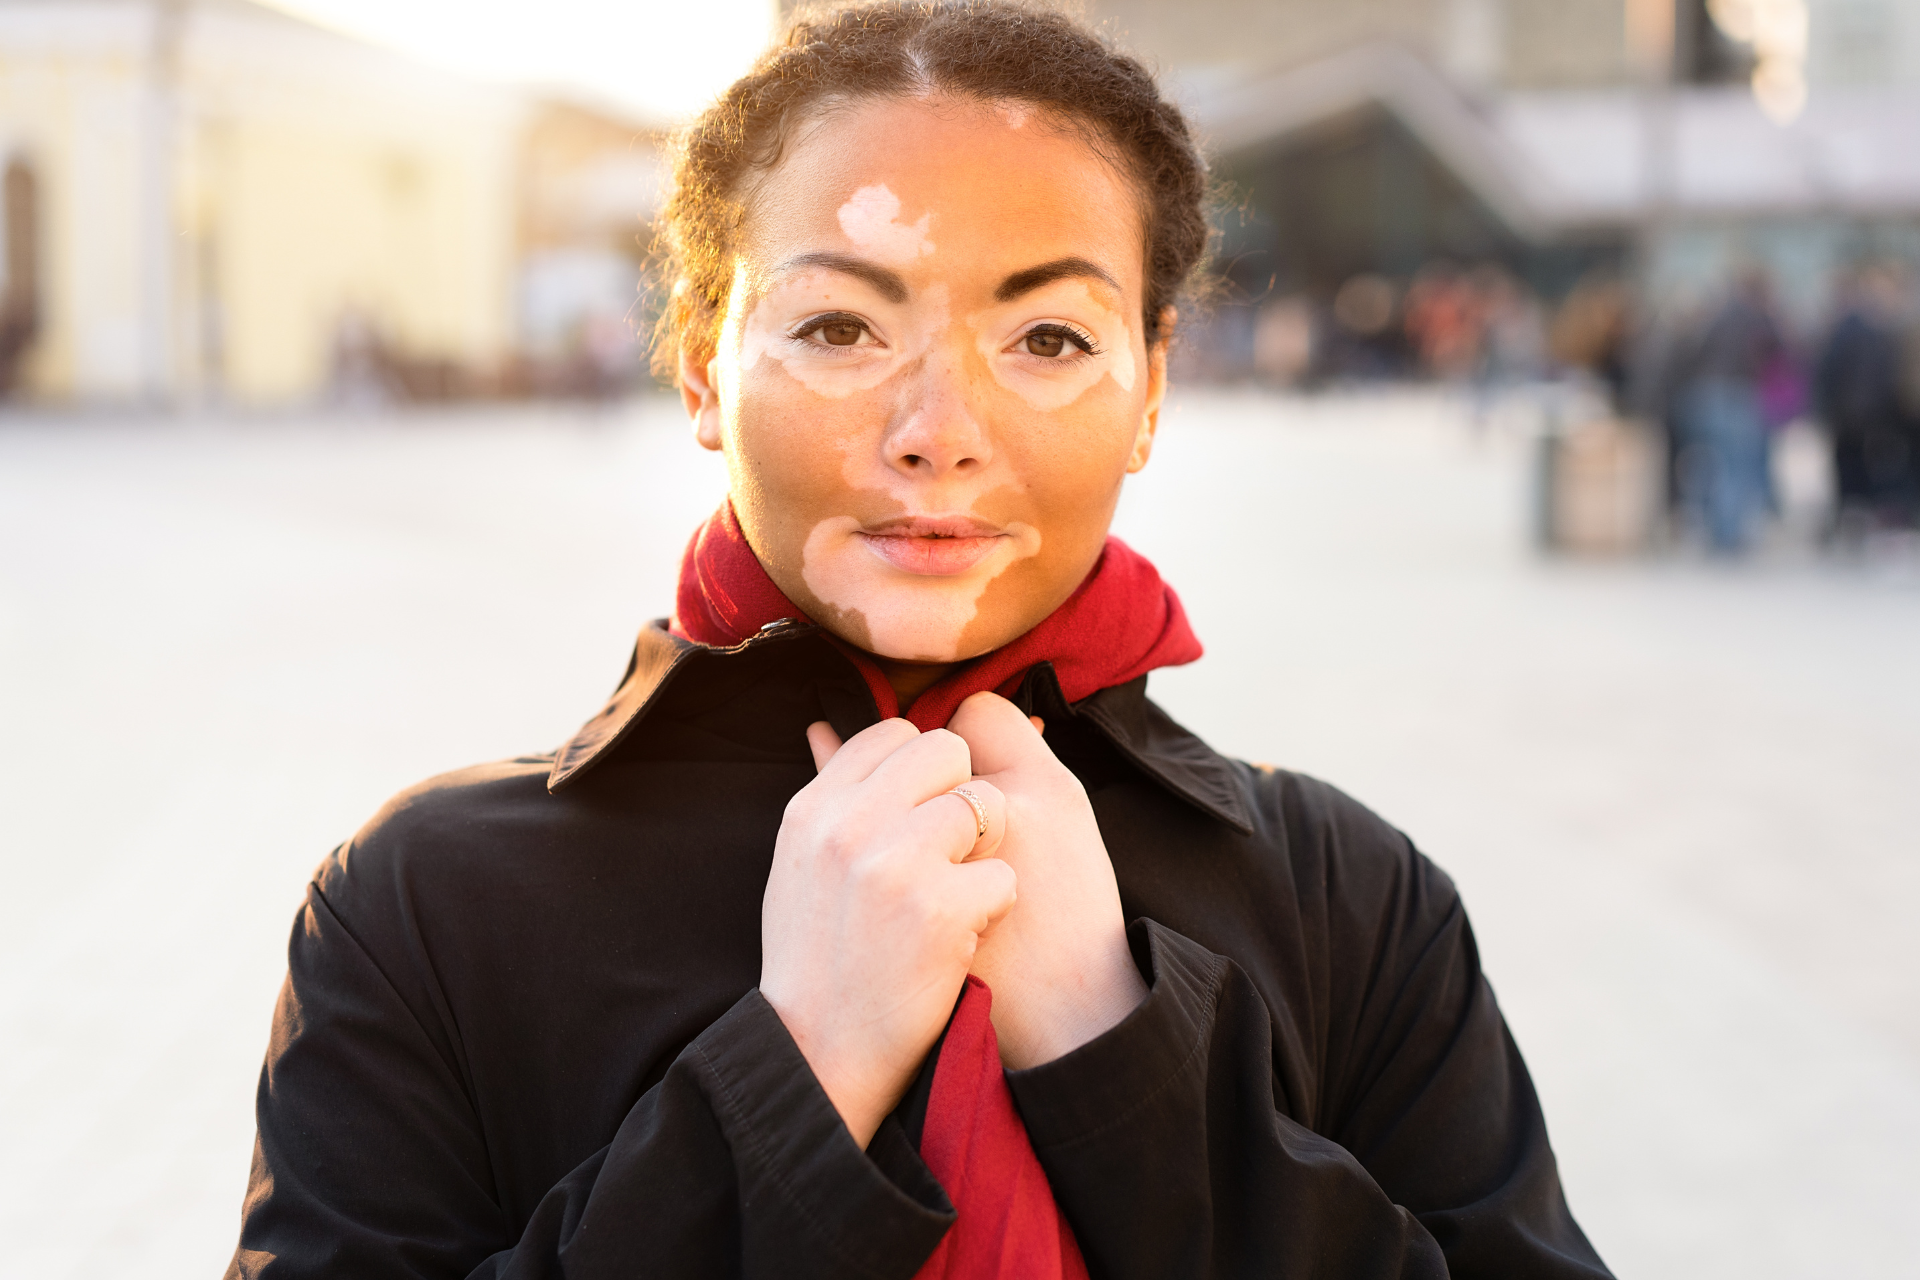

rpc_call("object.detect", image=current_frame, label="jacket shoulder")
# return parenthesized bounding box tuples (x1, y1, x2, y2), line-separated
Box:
(1233, 762, 1462, 934)
(312, 755, 559, 916)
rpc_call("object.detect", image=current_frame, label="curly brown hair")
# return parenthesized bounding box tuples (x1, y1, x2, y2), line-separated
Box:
(652, 0, 1210, 376)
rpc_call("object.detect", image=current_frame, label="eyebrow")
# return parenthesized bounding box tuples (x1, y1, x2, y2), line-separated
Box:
(769, 251, 1121, 306)
(995, 256, 1121, 302)
(772, 252, 908, 303)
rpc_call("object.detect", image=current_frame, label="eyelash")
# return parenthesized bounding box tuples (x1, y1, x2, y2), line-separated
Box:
(788, 312, 875, 349)
(1022, 323, 1102, 358)
(785, 314, 1103, 360)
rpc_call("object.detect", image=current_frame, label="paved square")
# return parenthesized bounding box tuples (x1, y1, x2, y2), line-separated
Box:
(3, 390, 1916, 1278)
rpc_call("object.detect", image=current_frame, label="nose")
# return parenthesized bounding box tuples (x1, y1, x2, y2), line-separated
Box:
(882, 350, 993, 479)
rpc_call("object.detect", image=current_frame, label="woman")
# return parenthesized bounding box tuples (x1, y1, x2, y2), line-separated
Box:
(229, 4, 1611, 1277)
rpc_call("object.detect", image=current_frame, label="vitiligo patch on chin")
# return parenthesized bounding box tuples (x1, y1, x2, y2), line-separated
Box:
(799, 514, 1043, 663)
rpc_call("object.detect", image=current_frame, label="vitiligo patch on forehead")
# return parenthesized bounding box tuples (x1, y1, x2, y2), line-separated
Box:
(837, 184, 934, 264)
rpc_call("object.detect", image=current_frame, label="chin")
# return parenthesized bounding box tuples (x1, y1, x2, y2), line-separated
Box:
(800, 519, 1034, 663)
(822, 574, 998, 664)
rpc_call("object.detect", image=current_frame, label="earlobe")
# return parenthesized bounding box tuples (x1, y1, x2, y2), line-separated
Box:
(1128, 324, 1172, 474)
(1127, 411, 1158, 473)
(679, 348, 724, 452)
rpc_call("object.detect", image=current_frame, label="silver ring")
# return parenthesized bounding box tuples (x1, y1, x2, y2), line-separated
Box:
(949, 786, 988, 839)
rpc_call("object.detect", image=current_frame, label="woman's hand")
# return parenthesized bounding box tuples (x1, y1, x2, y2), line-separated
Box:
(761, 719, 1015, 1148)
(948, 692, 1148, 1069)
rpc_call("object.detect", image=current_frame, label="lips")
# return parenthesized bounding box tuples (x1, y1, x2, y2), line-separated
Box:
(855, 517, 1008, 576)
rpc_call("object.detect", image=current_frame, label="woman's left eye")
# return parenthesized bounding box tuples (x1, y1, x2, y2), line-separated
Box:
(1018, 324, 1099, 359)
(791, 312, 875, 348)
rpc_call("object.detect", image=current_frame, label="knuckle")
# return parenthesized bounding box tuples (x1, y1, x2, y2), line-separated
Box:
(875, 718, 919, 745)
(1045, 766, 1088, 802)
(990, 861, 1018, 897)
(923, 727, 970, 764)
(849, 849, 907, 899)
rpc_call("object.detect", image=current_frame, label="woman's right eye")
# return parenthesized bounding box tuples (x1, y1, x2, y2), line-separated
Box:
(819, 320, 864, 346)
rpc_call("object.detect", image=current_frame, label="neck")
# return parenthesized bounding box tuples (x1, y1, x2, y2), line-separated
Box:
(871, 655, 960, 711)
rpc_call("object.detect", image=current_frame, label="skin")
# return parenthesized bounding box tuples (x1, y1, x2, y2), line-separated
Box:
(679, 94, 1171, 1146)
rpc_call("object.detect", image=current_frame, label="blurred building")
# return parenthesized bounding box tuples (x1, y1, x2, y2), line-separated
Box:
(513, 98, 664, 401)
(0, 0, 662, 407)
(1088, 0, 1920, 376)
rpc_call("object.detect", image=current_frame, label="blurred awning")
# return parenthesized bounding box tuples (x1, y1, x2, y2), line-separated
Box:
(1185, 43, 1920, 237)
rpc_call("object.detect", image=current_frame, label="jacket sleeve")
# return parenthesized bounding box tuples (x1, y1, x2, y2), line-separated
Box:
(1005, 908, 1612, 1280)
(227, 882, 954, 1280)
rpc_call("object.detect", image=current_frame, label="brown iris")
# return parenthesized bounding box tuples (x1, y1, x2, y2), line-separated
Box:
(822, 320, 864, 346)
(1024, 331, 1066, 357)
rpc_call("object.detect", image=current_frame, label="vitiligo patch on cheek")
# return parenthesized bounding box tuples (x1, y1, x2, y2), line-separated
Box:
(837, 184, 935, 264)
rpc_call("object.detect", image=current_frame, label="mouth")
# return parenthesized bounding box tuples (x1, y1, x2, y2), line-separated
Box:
(854, 516, 1009, 576)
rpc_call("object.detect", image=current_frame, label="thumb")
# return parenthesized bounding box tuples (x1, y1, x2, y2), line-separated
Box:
(947, 691, 1049, 776)
(805, 721, 844, 772)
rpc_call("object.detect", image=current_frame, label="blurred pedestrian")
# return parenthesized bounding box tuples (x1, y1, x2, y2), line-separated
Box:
(1629, 286, 1706, 523)
(1403, 261, 1482, 380)
(1675, 269, 1784, 553)
(1468, 263, 1545, 426)
(1815, 262, 1917, 533)
(1326, 271, 1400, 380)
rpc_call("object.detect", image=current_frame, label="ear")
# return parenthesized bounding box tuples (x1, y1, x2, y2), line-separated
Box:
(1128, 307, 1176, 474)
(679, 346, 724, 452)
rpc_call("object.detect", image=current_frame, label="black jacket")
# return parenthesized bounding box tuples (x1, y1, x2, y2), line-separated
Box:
(229, 619, 1611, 1279)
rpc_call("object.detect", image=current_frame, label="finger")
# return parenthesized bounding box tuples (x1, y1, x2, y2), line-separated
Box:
(943, 856, 1018, 932)
(814, 718, 919, 785)
(1030, 716, 1045, 736)
(906, 777, 1007, 864)
(806, 721, 843, 772)
(865, 726, 973, 805)
(947, 691, 1051, 776)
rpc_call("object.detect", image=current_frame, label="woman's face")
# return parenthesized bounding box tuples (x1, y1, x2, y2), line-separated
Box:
(682, 94, 1167, 665)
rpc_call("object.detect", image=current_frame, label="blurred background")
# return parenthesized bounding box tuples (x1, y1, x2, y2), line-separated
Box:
(2, 0, 1918, 1277)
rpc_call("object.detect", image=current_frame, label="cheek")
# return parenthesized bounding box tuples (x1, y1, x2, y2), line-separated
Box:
(996, 384, 1140, 515)
(725, 380, 873, 556)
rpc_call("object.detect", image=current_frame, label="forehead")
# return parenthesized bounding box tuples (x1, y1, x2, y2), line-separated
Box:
(739, 95, 1146, 294)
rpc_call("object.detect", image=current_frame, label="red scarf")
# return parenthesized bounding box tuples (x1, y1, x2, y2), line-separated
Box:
(671, 502, 1201, 730)
(672, 501, 1201, 1280)
(916, 979, 1087, 1280)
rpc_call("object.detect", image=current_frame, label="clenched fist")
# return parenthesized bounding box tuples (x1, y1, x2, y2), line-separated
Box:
(947, 692, 1147, 1069)
(760, 719, 1015, 1147)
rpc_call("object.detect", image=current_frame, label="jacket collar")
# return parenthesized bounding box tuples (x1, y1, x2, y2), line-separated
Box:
(549, 620, 1252, 836)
